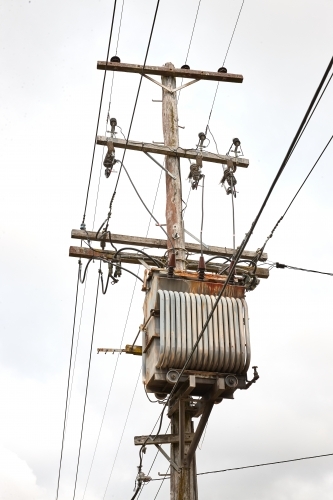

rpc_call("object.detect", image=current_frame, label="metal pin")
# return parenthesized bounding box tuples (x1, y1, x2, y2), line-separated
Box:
(152, 99, 162, 102)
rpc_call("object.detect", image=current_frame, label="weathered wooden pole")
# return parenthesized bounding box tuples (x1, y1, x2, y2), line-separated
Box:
(162, 62, 186, 272)
(162, 63, 197, 500)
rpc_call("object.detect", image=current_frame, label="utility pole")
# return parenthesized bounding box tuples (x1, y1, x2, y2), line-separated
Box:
(70, 59, 268, 500)
(162, 62, 186, 271)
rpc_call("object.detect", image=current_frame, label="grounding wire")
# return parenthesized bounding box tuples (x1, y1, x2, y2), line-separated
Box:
(82, 168, 163, 497)
(151, 452, 333, 480)
(81, 0, 118, 227)
(205, 0, 245, 135)
(136, 55, 333, 473)
(102, 369, 142, 499)
(72, 271, 101, 500)
(104, 0, 161, 227)
(55, 264, 80, 500)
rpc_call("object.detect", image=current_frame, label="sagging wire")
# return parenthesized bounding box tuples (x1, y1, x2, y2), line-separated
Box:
(121, 163, 175, 254)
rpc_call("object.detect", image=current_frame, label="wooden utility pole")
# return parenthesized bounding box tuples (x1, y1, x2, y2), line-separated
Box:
(162, 62, 186, 271)
(162, 62, 194, 499)
(70, 59, 267, 500)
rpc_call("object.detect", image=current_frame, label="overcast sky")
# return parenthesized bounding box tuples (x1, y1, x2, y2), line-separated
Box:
(0, 0, 333, 499)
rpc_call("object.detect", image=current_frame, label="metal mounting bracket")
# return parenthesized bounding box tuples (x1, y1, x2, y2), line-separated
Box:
(154, 444, 180, 473)
(143, 74, 199, 93)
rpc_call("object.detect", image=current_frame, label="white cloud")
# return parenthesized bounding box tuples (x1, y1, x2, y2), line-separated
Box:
(0, 446, 47, 500)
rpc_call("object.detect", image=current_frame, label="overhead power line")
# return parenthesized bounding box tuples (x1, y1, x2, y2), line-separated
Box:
(72, 271, 101, 500)
(92, 0, 126, 231)
(136, 55, 333, 477)
(55, 265, 81, 500)
(81, 0, 118, 227)
(257, 131, 333, 258)
(151, 452, 333, 480)
(104, 0, 161, 228)
(273, 262, 333, 277)
(81, 169, 163, 497)
(205, 0, 245, 134)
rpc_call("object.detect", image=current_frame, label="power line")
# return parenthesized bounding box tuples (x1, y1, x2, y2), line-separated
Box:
(55, 264, 80, 500)
(81, 0, 118, 227)
(258, 132, 333, 259)
(273, 262, 333, 277)
(151, 452, 333, 480)
(81, 169, 163, 497)
(104, 0, 161, 229)
(72, 271, 101, 500)
(136, 54, 333, 475)
(102, 368, 142, 498)
(205, 0, 245, 134)
(92, 0, 126, 231)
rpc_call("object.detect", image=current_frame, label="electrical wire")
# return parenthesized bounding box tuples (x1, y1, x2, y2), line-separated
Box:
(102, 368, 142, 498)
(121, 163, 175, 251)
(81, 274, 138, 500)
(205, 0, 245, 135)
(272, 262, 333, 277)
(257, 133, 333, 259)
(136, 55, 333, 476)
(200, 176, 205, 256)
(81, 0, 118, 227)
(55, 264, 80, 500)
(92, 0, 126, 230)
(82, 169, 163, 497)
(72, 271, 101, 500)
(104, 0, 161, 228)
(177, 0, 202, 103)
(151, 452, 333, 480)
(67, 274, 89, 421)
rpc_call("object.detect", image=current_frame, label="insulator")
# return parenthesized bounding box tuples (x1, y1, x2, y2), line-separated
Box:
(110, 55, 120, 63)
(105, 167, 112, 178)
(218, 66, 227, 73)
(197, 255, 206, 280)
(233, 137, 241, 147)
(103, 150, 115, 168)
(167, 253, 176, 278)
(181, 64, 190, 70)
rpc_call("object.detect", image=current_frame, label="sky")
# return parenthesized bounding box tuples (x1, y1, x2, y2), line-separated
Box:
(0, 0, 332, 499)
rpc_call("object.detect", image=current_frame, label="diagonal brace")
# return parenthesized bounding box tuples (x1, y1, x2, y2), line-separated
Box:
(154, 444, 180, 473)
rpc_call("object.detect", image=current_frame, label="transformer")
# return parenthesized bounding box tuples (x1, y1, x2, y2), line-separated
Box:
(142, 268, 252, 399)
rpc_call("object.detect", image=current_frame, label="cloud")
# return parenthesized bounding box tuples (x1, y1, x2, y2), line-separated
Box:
(0, 446, 48, 500)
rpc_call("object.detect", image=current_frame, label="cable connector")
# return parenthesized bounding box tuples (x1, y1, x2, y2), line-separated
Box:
(276, 262, 286, 269)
